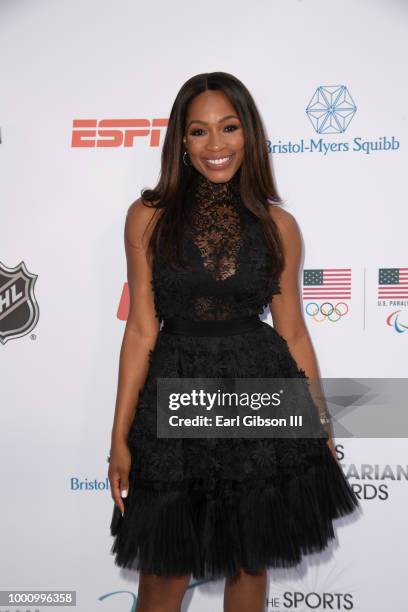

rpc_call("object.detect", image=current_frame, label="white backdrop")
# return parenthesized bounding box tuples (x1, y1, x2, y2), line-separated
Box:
(1, 0, 407, 610)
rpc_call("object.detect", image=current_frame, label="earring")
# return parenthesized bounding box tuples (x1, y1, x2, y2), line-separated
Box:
(183, 149, 192, 166)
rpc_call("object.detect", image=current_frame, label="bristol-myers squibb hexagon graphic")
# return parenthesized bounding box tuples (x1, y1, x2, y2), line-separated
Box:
(306, 85, 357, 134)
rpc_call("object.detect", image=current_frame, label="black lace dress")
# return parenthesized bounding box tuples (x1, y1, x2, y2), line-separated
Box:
(110, 169, 360, 580)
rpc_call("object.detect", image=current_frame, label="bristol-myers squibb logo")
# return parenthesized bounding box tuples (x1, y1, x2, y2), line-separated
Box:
(306, 85, 357, 134)
(267, 84, 400, 155)
(0, 261, 40, 345)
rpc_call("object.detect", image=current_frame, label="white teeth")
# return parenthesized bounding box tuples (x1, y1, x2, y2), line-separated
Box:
(206, 156, 232, 165)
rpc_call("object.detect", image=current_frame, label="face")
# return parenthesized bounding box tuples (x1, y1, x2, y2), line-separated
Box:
(183, 90, 245, 183)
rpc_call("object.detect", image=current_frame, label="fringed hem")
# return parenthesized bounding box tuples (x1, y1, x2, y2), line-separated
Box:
(110, 447, 360, 580)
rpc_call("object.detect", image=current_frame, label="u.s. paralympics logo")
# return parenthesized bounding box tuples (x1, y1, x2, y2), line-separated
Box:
(0, 261, 40, 345)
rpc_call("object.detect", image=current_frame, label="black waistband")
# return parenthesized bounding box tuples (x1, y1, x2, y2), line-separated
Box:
(160, 315, 263, 337)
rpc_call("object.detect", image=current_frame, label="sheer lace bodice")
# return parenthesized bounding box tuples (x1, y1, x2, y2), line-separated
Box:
(152, 170, 281, 322)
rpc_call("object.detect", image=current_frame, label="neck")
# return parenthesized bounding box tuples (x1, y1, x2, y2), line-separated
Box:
(192, 168, 241, 198)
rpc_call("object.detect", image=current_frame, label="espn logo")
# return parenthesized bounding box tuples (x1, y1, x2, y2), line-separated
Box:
(71, 118, 169, 147)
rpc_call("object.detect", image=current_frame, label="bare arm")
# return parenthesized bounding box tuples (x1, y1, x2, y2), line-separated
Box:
(108, 198, 161, 512)
(268, 206, 336, 457)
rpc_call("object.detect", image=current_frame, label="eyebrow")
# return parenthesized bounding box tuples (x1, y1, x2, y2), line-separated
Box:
(186, 114, 239, 129)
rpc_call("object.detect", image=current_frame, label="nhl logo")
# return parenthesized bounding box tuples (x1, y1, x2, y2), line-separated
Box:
(0, 261, 40, 345)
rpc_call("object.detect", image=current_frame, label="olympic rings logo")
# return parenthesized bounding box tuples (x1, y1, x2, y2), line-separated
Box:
(305, 301, 349, 322)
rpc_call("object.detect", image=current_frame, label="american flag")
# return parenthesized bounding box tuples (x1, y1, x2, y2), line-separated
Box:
(378, 268, 408, 299)
(303, 268, 352, 300)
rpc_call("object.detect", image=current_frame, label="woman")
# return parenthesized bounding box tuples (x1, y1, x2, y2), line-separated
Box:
(108, 72, 360, 612)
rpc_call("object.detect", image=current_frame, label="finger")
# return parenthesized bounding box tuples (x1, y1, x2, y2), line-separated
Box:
(119, 472, 129, 500)
(110, 472, 125, 515)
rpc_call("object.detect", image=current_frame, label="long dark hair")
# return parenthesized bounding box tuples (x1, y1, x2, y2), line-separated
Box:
(139, 71, 286, 278)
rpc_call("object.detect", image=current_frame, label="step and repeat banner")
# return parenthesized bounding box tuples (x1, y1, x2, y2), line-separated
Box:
(1, 0, 407, 610)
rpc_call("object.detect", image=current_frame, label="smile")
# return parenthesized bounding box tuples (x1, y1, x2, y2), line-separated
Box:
(203, 154, 235, 169)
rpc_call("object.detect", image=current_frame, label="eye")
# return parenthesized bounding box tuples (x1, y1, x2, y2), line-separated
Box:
(190, 128, 205, 136)
(189, 124, 240, 136)
(224, 124, 239, 132)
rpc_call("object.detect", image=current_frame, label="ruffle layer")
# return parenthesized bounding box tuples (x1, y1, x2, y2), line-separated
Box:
(110, 444, 359, 580)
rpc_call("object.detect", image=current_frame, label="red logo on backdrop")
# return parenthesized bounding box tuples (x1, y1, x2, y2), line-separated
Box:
(0, 261, 40, 345)
(71, 119, 169, 147)
(117, 283, 129, 321)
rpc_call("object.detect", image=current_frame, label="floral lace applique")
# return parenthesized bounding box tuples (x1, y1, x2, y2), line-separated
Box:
(190, 170, 242, 282)
(151, 170, 281, 322)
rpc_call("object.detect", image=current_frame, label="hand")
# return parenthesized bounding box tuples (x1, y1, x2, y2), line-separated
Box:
(108, 439, 131, 516)
(326, 437, 341, 465)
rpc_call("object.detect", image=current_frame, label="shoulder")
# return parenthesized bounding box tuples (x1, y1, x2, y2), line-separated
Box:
(125, 198, 162, 248)
(126, 197, 161, 222)
(268, 203, 299, 234)
(267, 204, 302, 245)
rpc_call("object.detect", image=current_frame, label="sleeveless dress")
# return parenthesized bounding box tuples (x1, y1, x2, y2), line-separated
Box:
(109, 169, 360, 580)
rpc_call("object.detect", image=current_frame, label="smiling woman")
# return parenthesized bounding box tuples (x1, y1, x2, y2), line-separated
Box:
(107, 71, 360, 612)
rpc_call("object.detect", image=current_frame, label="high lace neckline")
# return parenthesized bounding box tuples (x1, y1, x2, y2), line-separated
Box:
(192, 168, 241, 205)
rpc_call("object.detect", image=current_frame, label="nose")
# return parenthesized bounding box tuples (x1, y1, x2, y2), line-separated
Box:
(205, 128, 226, 150)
